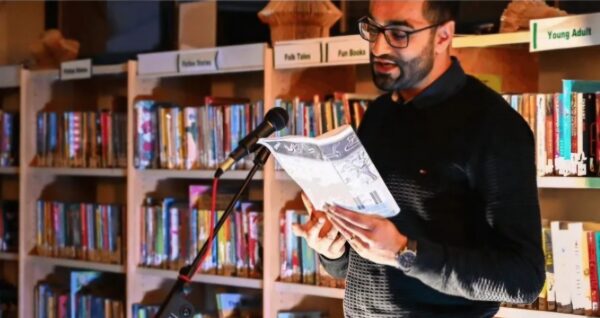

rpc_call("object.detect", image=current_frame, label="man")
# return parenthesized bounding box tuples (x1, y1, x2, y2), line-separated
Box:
(292, 0, 545, 317)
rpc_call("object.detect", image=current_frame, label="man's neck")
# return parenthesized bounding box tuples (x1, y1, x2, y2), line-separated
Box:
(398, 56, 452, 102)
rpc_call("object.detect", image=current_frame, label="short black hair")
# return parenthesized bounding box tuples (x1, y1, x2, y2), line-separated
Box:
(423, 1, 459, 24)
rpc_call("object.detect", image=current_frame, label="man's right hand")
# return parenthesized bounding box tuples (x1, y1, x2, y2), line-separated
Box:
(291, 192, 347, 260)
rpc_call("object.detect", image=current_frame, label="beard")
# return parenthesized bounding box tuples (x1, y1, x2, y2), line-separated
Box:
(370, 37, 435, 92)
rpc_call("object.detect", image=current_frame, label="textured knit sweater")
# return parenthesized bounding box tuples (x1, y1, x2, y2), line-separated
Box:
(319, 58, 545, 317)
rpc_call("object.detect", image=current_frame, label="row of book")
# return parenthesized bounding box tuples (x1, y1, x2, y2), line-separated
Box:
(35, 201, 124, 264)
(512, 220, 600, 315)
(503, 87, 600, 177)
(133, 98, 264, 170)
(36, 111, 127, 168)
(280, 210, 345, 288)
(0, 201, 17, 253)
(0, 111, 17, 168)
(35, 271, 124, 318)
(140, 192, 263, 277)
(275, 92, 375, 139)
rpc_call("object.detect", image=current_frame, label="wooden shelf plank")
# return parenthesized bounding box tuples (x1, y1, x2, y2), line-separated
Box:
(30, 167, 126, 177)
(453, 32, 530, 48)
(274, 282, 344, 299)
(0, 252, 18, 261)
(28, 255, 125, 273)
(136, 169, 263, 180)
(0, 167, 18, 175)
(496, 307, 594, 318)
(0, 64, 20, 88)
(137, 43, 265, 78)
(537, 177, 600, 189)
(137, 267, 263, 289)
(91, 63, 127, 76)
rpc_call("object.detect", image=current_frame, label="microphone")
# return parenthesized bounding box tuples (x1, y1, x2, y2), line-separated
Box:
(215, 107, 289, 178)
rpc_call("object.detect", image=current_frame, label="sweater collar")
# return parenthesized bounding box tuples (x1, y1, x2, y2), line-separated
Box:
(390, 57, 466, 109)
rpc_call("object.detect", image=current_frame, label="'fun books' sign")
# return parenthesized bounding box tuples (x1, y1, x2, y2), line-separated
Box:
(531, 12, 600, 52)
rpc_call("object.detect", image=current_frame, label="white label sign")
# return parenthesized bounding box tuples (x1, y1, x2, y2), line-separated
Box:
(274, 41, 322, 69)
(178, 50, 218, 73)
(530, 12, 600, 52)
(326, 35, 369, 64)
(60, 59, 92, 80)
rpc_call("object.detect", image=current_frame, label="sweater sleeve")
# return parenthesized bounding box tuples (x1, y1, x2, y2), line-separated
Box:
(404, 110, 545, 304)
(318, 246, 350, 279)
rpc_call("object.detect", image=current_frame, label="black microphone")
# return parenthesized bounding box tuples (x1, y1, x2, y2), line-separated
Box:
(215, 107, 289, 178)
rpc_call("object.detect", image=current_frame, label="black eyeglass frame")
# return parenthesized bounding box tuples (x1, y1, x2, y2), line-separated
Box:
(357, 16, 446, 49)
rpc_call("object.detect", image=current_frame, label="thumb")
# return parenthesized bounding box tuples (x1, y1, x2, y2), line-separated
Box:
(301, 192, 315, 214)
(291, 223, 306, 238)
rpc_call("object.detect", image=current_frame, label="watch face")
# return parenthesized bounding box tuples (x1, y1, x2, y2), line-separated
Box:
(397, 250, 417, 271)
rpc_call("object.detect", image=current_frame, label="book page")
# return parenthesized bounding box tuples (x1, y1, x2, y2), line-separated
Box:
(259, 125, 400, 218)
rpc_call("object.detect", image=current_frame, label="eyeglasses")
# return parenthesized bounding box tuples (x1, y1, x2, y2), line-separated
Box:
(358, 16, 444, 49)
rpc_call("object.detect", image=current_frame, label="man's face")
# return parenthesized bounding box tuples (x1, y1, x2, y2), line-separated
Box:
(368, 0, 436, 92)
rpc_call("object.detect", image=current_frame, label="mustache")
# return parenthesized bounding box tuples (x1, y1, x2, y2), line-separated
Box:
(371, 54, 400, 64)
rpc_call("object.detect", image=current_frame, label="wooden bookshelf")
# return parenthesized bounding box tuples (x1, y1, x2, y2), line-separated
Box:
(135, 169, 263, 181)
(274, 282, 345, 299)
(453, 31, 530, 48)
(5, 27, 600, 318)
(0, 252, 18, 261)
(137, 267, 263, 289)
(0, 167, 18, 175)
(18, 63, 129, 318)
(29, 167, 126, 177)
(27, 255, 125, 273)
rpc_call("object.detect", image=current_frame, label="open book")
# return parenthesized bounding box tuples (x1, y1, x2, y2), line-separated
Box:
(258, 125, 400, 218)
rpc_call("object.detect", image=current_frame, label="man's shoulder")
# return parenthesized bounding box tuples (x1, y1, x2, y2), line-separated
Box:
(460, 75, 532, 136)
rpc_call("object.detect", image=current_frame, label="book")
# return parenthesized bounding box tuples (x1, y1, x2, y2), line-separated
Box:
(259, 124, 400, 218)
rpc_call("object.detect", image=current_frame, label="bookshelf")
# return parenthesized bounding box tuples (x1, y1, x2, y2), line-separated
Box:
(18, 62, 129, 318)
(5, 22, 600, 318)
(0, 63, 19, 318)
(27, 255, 125, 273)
(125, 43, 271, 315)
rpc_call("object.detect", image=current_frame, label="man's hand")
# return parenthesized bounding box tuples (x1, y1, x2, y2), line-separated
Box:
(326, 204, 407, 268)
(291, 193, 347, 260)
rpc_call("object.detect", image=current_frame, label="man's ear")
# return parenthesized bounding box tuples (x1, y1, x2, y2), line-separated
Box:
(435, 20, 455, 53)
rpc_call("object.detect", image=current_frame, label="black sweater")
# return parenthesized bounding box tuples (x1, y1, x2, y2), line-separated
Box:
(319, 59, 545, 317)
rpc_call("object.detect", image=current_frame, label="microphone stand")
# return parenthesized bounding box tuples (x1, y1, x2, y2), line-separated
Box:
(156, 146, 270, 318)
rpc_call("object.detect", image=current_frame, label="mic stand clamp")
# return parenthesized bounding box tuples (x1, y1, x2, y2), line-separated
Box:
(156, 146, 270, 318)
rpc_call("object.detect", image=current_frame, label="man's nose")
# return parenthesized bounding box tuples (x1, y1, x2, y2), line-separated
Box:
(371, 31, 392, 56)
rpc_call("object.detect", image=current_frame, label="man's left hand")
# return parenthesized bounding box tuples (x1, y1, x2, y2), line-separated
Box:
(326, 204, 408, 268)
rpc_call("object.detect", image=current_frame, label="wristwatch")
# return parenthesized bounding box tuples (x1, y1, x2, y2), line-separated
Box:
(395, 239, 418, 272)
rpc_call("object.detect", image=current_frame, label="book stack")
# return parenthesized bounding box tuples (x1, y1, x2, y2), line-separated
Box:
(276, 92, 376, 139)
(0, 111, 17, 167)
(280, 210, 345, 288)
(139, 185, 263, 278)
(0, 280, 16, 318)
(133, 98, 264, 170)
(503, 81, 600, 177)
(36, 111, 127, 168)
(505, 219, 600, 315)
(0, 201, 18, 252)
(34, 271, 124, 318)
(35, 201, 124, 264)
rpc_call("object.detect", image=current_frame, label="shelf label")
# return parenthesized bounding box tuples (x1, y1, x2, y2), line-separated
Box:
(178, 50, 218, 73)
(531, 12, 600, 52)
(60, 59, 92, 80)
(326, 36, 369, 64)
(274, 41, 322, 68)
